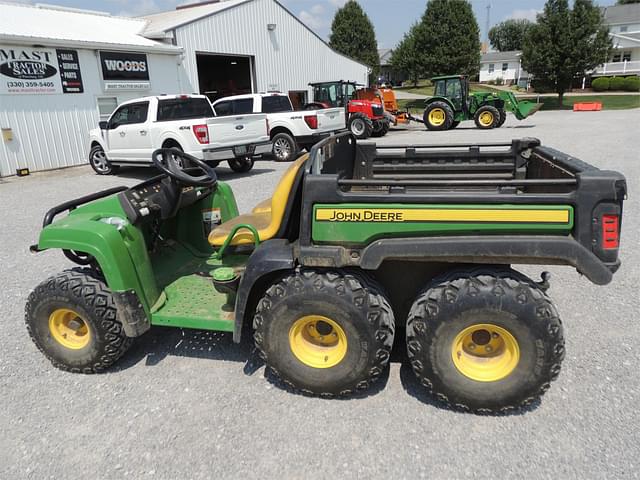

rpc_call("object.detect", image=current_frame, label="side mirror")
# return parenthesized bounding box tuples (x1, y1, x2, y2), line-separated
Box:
(99, 121, 108, 130)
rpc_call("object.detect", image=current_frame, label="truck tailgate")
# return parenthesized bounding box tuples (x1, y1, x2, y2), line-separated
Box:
(206, 114, 269, 148)
(316, 108, 345, 132)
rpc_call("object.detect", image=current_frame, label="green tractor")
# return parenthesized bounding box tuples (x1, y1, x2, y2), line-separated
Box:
(423, 75, 542, 131)
(26, 134, 626, 413)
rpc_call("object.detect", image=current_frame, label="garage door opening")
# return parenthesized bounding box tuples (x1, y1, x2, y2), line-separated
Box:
(196, 53, 254, 102)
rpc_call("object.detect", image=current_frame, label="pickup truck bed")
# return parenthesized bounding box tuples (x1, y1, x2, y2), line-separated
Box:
(298, 136, 626, 285)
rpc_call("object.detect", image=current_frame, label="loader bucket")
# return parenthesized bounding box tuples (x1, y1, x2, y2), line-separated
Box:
(513, 100, 542, 120)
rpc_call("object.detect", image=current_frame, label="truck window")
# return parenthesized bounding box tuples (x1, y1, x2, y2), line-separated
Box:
(261, 96, 293, 113)
(157, 98, 214, 122)
(109, 101, 149, 128)
(232, 98, 254, 114)
(213, 101, 232, 116)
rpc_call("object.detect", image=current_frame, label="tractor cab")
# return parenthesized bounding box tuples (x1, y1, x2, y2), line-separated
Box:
(431, 75, 469, 114)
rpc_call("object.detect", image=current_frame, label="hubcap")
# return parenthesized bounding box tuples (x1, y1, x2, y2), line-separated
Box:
(451, 323, 519, 382)
(428, 108, 446, 126)
(91, 150, 109, 172)
(273, 138, 292, 160)
(351, 119, 366, 136)
(479, 111, 494, 127)
(289, 315, 348, 368)
(48, 308, 91, 350)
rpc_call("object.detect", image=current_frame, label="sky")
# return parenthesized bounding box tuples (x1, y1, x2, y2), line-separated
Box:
(7, 0, 615, 49)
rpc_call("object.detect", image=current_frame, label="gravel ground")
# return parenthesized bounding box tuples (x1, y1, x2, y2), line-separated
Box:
(1, 109, 639, 479)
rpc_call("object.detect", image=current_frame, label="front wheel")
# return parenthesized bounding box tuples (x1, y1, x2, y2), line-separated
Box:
(496, 109, 507, 128)
(254, 269, 395, 396)
(228, 157, 254, 173)
(88, 145, 118, 175)
(25, 269, 133, 373)
(372, 120, 390, 137)
(474, 105, 500, 129)
(406, 268, 564, 413)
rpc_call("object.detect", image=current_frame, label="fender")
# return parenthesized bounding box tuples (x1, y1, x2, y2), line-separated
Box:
(233, 239, 295, 342)
(425, 96, 456, 110)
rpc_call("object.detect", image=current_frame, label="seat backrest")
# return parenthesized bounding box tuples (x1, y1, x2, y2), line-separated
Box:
(268, 153, 308, 231)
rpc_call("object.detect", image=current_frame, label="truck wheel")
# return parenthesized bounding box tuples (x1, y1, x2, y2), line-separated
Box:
(496, 109, 507, 128)
(372, 120, 390, 137)
(406, 268, 564, 413)
(474, 105, 500, 129)
(254, 269, 395, 396)
(228, 157, 254, 173)
(348, 113, 373, 139)
(271, 132, 298, 162)
(423, 102, 454, 131)
(89, 145, 118, 175)
(25, 269, 133, 373)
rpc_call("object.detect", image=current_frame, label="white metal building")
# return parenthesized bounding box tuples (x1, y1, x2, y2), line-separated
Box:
(0, 0, 368, 177)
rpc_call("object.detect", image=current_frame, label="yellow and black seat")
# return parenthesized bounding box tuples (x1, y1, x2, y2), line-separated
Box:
(208, 154, 308, 247)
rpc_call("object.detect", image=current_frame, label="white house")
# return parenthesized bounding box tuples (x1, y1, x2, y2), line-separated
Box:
(592, 3, 640, 77)
(479, 50, 528, 86)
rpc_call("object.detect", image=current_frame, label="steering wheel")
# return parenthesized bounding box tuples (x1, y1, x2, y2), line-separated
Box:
(152, 148, 217, 187)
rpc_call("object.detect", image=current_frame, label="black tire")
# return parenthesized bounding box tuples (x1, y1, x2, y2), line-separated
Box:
(253, 269, 395, 396)
(496, 109, 507, 128)
(406, 268, 564, 413)
(449, 120, 460, 129)
(371, 120, 390, 137)
(271, 132, 299, 162)
(162, 142, 190, 168)
(474, 105, 500, 129)
(423, 101, 454, 131)
(206, 160, 221, 168)
(228, 157, 254, 173)
(88, 145, 118, 175)
(348, 113, 374, 139)
(25, 269, 133, 373)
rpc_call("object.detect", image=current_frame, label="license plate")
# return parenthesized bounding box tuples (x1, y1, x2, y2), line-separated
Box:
(234, 145, 248, 156)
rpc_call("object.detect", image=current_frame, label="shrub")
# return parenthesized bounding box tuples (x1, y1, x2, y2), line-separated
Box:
(623, 76, 640, 92)
(495, 76, 504, 86)
(531, 77, 555, 93)
(609, 76, 626, 91)
(591, 77, 610, 91)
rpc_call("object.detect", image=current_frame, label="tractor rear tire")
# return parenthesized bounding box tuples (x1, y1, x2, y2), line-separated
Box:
(348, 113, 374, 139)
(406, 268, 564, 413)
(271, 132, 298, 162)
(423, 101, 454, 131)
(253, 269, 395, 396)
(474, 105, 500, 129)
(228, 157, 254, 173)
(25, 268, 133, 373)
(496, 109, 507, 128)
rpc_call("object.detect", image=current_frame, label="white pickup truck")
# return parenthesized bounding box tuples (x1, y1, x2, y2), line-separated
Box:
(88, 94, 271, 175)
(212, 93, 345, 162)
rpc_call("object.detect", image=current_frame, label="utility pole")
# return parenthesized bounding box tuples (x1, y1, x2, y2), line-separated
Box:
(485, 2, 491, 44)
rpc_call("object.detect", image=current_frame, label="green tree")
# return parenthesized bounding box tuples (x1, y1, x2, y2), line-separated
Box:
(412, 0, 481, 78)
(522, 0, 611, 103)
(390, 24, 421, 86)
(489, 19, 533, 51)
(329, 0, 379, 78)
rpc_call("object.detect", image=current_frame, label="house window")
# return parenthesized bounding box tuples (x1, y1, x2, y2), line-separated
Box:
(623, 51, 632, 62)
(97, 97, 118, 120)
(620, 26, 627, 33)
(488, 63, 494, 73)
(612, 53, 622, 62)
(502, 63, 509, 71)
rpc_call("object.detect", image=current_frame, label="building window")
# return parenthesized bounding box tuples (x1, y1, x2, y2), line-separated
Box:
(623, 51, 632, 62)
(612, 53, 621, 62)
(502, 63, 509, 71)
(620, 26, 627, 33)
(488, 63, 494, 73)
(97, 97, 118, 120)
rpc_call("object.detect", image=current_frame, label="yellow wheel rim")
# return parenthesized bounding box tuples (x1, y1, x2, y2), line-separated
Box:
(289, 315, 347, 369)
(451, 323, 519, 382)
(428, 108, 446, 126)
(479, 111, 494, 126)
(48, 308, 91, 350)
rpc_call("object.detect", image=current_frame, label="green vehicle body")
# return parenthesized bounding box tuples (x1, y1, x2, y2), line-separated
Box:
(32, 134, 625, 341)
(426, 75, 541, 124)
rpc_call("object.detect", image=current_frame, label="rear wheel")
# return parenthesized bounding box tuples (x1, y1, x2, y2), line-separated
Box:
(474, 105, 500, 129)
(348, 113, 374, 139)
(406, 268, 564, 413)
(423, 101, 454, 131)
(25, 269, 132, 373)
(89, 145, 118, 175)
(228, 157, 254, 173)
(254, 269, 395, 396)
(271, 132, 298, 162)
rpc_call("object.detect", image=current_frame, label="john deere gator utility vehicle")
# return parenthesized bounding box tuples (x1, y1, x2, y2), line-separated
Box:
(26, 134, 626, 412)
(422, 75, 541, 131)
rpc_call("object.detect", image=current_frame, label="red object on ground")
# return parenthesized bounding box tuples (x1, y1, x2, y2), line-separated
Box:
(573, 102, 602, 111)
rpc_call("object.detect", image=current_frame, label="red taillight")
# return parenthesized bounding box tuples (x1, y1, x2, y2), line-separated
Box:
(602, 214, 619, 249)
(266, 118, 270, 135)
(304, 115, 318, 129)
(192, 124, 209, 144)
